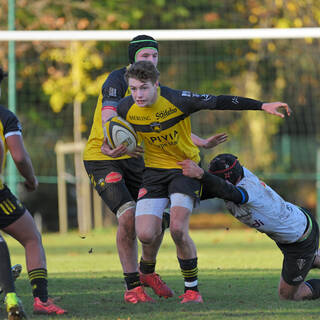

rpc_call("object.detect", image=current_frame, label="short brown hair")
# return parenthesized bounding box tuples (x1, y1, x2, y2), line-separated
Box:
(125, 60, 160, 84)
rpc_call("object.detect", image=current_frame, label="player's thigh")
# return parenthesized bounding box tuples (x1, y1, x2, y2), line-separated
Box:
(278, 211, 319, 286)
(135, 198, 168, 241)
(3, 210, 41, 245)
(120, 157, 145, 201)
(169, 173, 201, 206)
(169, 193, 193, 230)
(84, 160, 134, 214)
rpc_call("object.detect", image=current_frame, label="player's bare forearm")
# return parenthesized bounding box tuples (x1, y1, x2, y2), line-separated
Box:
(101, 108, 118, 125)
(6, 135, 38, 191)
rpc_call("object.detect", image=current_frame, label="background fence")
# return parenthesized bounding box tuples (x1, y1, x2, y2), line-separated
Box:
(0, 27, 320, 231)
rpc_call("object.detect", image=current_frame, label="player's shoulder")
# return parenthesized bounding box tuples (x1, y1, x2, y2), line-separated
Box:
(160, 85, 181, 98)
(0, 104, 19, 122)
(160, 85, 187, 105)
(237, 168, 265, 201)
(102, 66, 127, 88)
(108, 66, 127, 79)
(117, 95, 135, 118)
(102, 66, 128, 100)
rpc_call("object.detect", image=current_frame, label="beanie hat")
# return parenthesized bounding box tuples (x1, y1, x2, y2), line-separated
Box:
(128, 35, 158, 64)
(209, 154, 244, 185)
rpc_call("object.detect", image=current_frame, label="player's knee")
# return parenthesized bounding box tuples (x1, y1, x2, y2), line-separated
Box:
(170, 225, 186, 243)
(118, 213, 136, 239)
(138, 230, 155, 244)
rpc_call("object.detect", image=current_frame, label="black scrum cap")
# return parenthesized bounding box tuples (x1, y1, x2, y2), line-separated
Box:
(128, 35, 158, 64)
(209, 153, 244, 185)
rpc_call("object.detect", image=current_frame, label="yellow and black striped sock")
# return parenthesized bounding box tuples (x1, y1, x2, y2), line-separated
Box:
(124, 272, 141, 290)
(139, 258, 156, 274)
(28, 268, 48, 302)
(178, 257, 198, 292)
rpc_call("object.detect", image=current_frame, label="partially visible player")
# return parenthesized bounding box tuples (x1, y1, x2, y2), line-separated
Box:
(0, 67, 67, 315)
(179, 154, 320, 301)
(116, 60, 290, 303)
(0, 137, 26, 320)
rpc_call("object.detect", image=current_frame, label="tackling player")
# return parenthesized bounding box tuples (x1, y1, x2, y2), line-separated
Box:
(116, 60, 291, 303)
(0, 67, 67, 315)
(179, 154, 320, 301)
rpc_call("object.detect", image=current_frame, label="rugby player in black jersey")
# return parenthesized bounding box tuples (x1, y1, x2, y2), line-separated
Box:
(84, 35, 226, 303)
(115, 60, 291, 303)
(179, 154, 320, 302)
(0, 68, 66, 315)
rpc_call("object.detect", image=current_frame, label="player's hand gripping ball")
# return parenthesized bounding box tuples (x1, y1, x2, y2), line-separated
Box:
(103, 116, 138, 152)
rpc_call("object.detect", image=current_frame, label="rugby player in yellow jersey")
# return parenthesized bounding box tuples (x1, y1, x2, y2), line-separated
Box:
(84, 35, 171, 303)
(0, 137, 27, 319)
(115, 60, 291, 303)
(84, 35, 227, 303)
(0, 67, 66, 315)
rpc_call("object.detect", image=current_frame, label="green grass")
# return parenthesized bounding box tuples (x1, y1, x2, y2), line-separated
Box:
(2, 227, 320, 319)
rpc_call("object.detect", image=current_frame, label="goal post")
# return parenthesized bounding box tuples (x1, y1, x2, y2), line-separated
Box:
(1, 27, 320, 41)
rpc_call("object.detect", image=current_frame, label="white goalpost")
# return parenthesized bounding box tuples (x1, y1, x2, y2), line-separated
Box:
(1, 27, 320, 41)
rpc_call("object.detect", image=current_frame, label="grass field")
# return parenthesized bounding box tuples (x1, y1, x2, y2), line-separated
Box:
(2, 227, 320, 320)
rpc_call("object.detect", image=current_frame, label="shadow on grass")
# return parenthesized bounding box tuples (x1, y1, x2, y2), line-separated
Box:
(4, 269, 319, 320)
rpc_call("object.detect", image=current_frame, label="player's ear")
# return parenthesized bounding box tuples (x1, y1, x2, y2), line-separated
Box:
(155, 80, 159, 87)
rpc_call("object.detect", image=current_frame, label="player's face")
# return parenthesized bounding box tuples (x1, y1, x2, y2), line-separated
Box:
(128, 78, 158, 107)
(135, 48, 158, 67)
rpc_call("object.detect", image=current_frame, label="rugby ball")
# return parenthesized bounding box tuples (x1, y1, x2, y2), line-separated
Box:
(103, 116, 137, 152)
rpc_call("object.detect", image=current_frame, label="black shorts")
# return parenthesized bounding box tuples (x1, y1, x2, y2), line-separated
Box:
(83, 158, 144, 214)
(138, 167, 201, 202)
(276, 208, 319, 285)
(0, 185, 26, 228)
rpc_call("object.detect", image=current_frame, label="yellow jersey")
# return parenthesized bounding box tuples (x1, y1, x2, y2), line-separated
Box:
(83, 67, 132, 161)
(117, 87, 263, 169)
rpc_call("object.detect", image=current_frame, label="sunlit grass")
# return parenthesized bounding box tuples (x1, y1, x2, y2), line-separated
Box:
(2, 228, 320, 319)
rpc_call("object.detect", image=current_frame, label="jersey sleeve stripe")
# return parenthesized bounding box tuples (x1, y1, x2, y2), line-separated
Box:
(4, 131, 22, 138)
(102, 106, 117, 111)
(236, 186, 248, 204)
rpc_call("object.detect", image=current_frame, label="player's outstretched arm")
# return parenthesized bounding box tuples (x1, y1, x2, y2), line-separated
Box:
(178, 159, 248, 204)
(191, 133, 228, 149)
(261, 102, 292, 118)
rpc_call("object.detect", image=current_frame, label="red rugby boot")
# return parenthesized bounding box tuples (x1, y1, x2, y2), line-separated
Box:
(140, 272, 174, 298)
